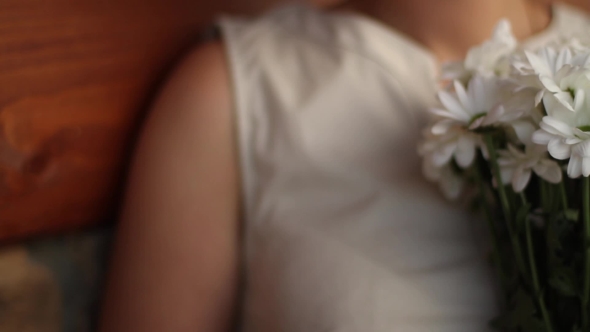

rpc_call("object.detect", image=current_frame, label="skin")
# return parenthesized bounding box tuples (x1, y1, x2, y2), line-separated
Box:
(345, 0, 553, 63)
(98, 43, 240, 332)
(98, 1, 555, 331)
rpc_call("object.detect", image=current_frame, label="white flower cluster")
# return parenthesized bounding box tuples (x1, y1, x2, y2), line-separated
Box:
(420, 20, 590, 199)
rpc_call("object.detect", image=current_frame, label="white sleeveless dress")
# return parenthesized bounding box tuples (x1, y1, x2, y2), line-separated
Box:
(217, 4, 590, 332)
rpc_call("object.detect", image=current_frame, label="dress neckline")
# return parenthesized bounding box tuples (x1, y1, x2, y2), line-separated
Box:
(329, 3, 569, 80)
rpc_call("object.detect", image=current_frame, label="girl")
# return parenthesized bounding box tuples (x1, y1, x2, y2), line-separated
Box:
(99, 1, 590, 331)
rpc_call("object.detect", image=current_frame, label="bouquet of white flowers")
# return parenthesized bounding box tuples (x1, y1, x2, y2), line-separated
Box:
(419, 21, 590, 332)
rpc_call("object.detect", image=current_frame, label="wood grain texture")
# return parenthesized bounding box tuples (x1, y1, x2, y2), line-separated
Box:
(0, 0, 243, 241)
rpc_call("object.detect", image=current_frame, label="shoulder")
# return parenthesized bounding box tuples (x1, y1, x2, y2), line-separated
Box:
(145, 40, 231, 137)
(132, 40, 236, 192)
(99, 44, 241, 332)
(159, 40, 230, 113)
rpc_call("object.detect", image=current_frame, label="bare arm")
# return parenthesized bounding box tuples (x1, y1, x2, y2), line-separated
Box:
(99, 41, 241, 332)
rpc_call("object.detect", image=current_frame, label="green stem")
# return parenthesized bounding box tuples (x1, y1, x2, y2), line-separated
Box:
(559, 180, 568, 211)
(524, 203, 554, 332)
(583, 177, 590, 327)
(525, 214, 540, 291)
(541, 180, 550, 212)
(483, 134, 528, 279)
(483, 134, 512, 220)
(474, 166, 508, 298)
(520, 193, 527, 207)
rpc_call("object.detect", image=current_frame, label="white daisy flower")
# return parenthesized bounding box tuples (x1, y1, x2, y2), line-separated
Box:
(478, 85, 543, 142)
(513, 47, 590, 111)
(569, 140, 590, 178)
(491, 86, 545, 145)
(431, 76, 506, 133)
(442, 19, 517, 81)
(532, 94, 590, 177)
(498, 144, 562, 192)
(419, 124, 482, 169)
(546, 33, 590, 53)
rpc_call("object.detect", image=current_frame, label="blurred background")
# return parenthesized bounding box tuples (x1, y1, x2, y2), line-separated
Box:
(0, 0, 589, 331)
(0, 1, 339, 331)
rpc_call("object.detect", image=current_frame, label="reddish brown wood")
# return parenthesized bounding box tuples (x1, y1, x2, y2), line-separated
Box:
(0, 0, 327, 242)
(0, 0, 246, 241)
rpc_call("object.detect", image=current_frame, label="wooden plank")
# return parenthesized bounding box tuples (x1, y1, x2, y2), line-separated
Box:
(0, 0, 232, 240)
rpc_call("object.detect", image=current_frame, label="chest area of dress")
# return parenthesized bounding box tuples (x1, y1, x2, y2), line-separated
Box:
(243, 177, 497, 332)
(254, 67, 436, 182)
(245, 69, 497, 332)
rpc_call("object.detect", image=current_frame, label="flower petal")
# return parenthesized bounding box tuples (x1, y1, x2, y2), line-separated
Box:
(539, 75, 562, 93)
(512, 166, 532, 192)
(553, 91, 576, 112)
(574, 89, 586, 112)
(525, 50, 553, 77)
(535, 90, 545, 105)
(480, 142, 490, 160)
(440, 167, 464, 200)
(508, 144, 525, 157)
(532, 129, 555, 145)
(572, 140, 590, 157)
(548, 138, 572, 160)
(556, 48, 572, 70)
(431, 119, 455, 135)
(568, 154, 583, 178)
(469, 76, 489, 112)
(533, 160, 562, 184)
(454, 80, 471, 110)
(431, 108, 467, 122)
(438, 90, 469, 120)
(454, 135, 477, 168)
(540, 116, 574, 137)
(500, 166, 514, 185)
(572, 140, 590, 177)
(481, 105, 504, 126)
(510, 120, 536, 145)
(432, 143, 456, 166)
(572, 52, 590, 67)
(468, 116, 486, 130)
(441, 61, 467, 81)
(583, 157, 590, 177)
